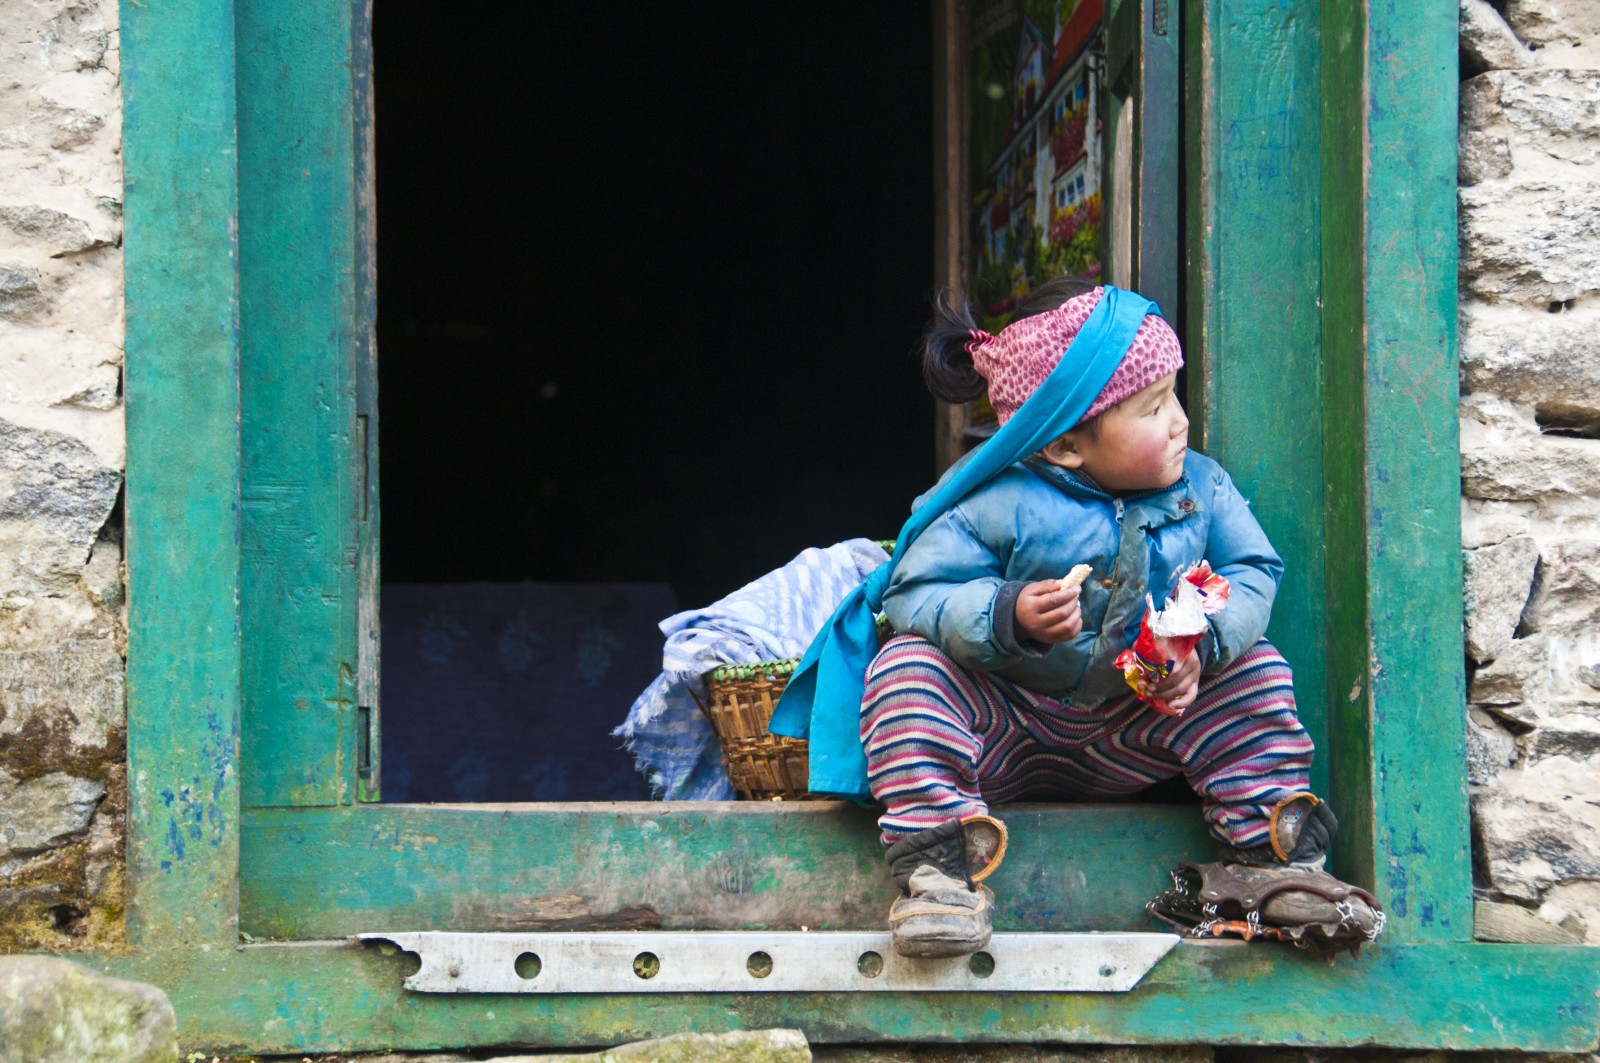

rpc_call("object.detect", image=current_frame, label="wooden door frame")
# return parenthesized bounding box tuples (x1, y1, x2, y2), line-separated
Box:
(114, 0, 1600, 1052)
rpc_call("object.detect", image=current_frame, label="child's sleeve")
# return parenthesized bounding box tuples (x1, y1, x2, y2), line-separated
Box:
(1202, 469, 1285, 669)
(880, 507, 1034, 672)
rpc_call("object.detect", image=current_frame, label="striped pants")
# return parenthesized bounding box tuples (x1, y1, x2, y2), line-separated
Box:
(860, 634, 1313, 848)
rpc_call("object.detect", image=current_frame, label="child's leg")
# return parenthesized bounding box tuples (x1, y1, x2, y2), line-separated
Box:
(863, 633, 1041, 957)
(860, 634, 994, 845)
(1113, 639, 1313, 848)
(862, 632, 1167, 842)
(1113, 643, 1384, 953)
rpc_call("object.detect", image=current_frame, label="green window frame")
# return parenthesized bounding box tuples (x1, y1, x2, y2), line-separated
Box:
(112, 0, 1600, 1053)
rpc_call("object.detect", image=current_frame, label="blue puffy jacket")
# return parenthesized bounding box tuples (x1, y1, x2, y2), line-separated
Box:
(880, 450, 1283, 708)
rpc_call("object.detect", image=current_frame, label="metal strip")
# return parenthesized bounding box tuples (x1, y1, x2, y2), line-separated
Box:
(358, 931, 1179, 994)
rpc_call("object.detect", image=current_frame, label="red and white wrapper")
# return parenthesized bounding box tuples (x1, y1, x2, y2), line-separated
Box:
(1114, 562, 1231, 717)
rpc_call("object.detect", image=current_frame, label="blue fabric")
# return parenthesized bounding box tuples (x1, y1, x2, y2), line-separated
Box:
(880, 450, 1283, 706)
(615, 539, 890, 800)
(768, 285, 1160, 798)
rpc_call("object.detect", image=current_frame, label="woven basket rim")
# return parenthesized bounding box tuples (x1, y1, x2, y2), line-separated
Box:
(705, 612, 897, 684)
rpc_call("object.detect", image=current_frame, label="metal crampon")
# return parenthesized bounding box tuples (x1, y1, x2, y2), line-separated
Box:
(1146, 859, 1384, 960)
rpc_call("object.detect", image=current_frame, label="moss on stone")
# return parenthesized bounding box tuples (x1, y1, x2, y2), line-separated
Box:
(0, 758, 126, 952)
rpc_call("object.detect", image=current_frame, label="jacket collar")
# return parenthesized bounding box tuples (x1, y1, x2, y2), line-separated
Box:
(1022, 454, 1202, 527)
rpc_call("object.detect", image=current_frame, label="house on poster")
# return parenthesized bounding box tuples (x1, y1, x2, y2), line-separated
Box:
(973, 0, 1103, 324)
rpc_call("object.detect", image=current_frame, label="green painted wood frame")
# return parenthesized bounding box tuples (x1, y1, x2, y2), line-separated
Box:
(118, 0, 1600, 1052)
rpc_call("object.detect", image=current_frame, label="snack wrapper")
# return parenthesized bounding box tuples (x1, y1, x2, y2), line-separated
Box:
(1114, 562, 1231, 717)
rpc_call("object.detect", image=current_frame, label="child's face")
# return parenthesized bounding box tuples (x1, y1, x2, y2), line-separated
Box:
(1041, 373, 1189, 493)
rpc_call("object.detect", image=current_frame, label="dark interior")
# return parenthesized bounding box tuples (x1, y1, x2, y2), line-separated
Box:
(375, 3, 936, 801)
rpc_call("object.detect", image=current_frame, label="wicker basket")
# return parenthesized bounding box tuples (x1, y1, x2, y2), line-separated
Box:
(701, 657, 815, 801)
(700, 541, 895, 801)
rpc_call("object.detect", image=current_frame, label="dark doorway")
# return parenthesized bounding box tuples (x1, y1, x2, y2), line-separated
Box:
(375, 3, 936, 801)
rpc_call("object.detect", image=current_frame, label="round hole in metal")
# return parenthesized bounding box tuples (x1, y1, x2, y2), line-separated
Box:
(1099, 963, 1116, 978)
(746, 951, 774, 978)
(515, 952, 542, 980)
(969, 951, 996, 977)
(857, 951, 884, 978)
(632, 952, 660, 980)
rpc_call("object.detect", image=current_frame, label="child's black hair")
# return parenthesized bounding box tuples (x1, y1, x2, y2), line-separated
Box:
(920, 274, 1100, 405)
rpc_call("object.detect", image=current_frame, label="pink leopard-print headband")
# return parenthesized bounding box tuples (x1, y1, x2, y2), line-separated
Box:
(966, 286, 1182, 427)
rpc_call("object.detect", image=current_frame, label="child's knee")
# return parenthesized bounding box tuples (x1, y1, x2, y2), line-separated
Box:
(865, 633, 965, 692)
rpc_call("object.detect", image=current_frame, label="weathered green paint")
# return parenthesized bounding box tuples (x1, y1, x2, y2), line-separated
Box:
(1319, 0, 1474, 941)
(239, 804, 1216, 939)
(1319, 0, 1378, 910)
(122, 0, 244, 949)
(1363, 0, 1473, 945)
(90, 940, 1600, 1055)
(237, 0, 365, 808)
(1184, 0, 1330, 801)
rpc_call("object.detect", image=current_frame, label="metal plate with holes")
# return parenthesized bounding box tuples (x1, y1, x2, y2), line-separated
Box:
(357, 931, 1180, 993)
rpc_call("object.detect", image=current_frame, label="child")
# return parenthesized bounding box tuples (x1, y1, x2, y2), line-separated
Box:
(771, 278, 1382, 960)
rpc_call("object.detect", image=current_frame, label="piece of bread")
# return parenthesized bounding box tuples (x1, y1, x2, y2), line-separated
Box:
(1061, 563, 1093, 588)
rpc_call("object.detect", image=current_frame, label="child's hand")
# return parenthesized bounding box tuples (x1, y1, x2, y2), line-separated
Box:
(1014, 578, 1083, 644)
(1148, 649, 1201, 714)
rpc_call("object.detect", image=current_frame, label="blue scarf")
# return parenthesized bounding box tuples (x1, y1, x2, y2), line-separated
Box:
(767, 285, 1160, 798)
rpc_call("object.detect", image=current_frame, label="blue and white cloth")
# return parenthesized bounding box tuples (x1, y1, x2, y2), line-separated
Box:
(616, 538, 892, 800)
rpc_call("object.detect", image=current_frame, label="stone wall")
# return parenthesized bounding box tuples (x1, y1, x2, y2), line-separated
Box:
(0, 0, 126, 950)
(1458, 0, 1600, 942)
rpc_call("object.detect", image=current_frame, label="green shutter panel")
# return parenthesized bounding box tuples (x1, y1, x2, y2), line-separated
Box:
(238, 0, 375, 808)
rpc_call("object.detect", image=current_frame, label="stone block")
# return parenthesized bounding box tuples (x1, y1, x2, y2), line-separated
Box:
(0, 262, 45, 320)
(1470, 633, 1549, 705)
(40, 0, 114, 75)
(1539, 880, 1600, 943)
(488, 1029, 810, 1063)
(1460, 182, 1600, 304)
(1529, 715, 1600, 759)
(1504, 0, 1600, 53)
(0, 205, 106, 256)
(1523, 538, 1600, 633)
(0, 956, 175, 1063)
(1547, 627, 1600, 706)
(1475, 754, 1600, 900)
(1460, 416, 1600, 502)
(1464, 534, 1539, 662)
(37, 97, 106, 152)
(1459, 129, 1513, 185)
(81, 538, 121, 610)
(1474, 898, 1584, 943)
(0, 638, 124, 775)
(1466, 709, 1519, 784)
(0, 334, 125, 412)
(1461, 0, 1534, 75)
(0, 764, 124, 951)
(814, 1051, 1211, 1063)
(1461, 69, 1600, 170)
(0, 770, 104, 858)
(1218, 1052, 1443, 1063)
(0, 417, 121, 599)
(1460, 498, 1534, 549)
(1459, 300, 1600, 432)
(1478, 697, 1540, 733)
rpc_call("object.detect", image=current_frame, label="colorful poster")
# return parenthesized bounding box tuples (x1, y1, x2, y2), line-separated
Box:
(967, 0, 1104, 335)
